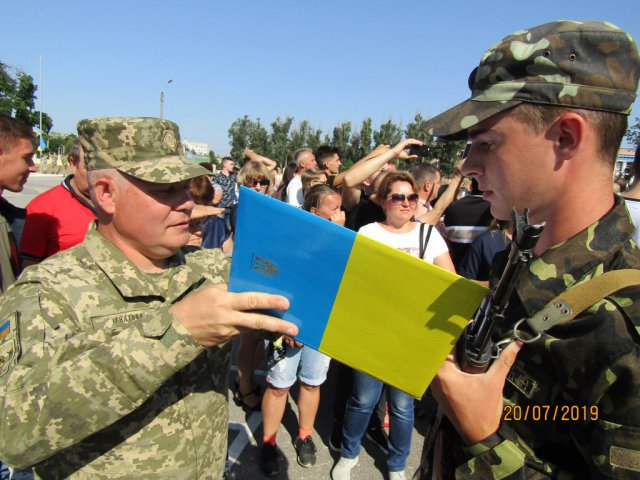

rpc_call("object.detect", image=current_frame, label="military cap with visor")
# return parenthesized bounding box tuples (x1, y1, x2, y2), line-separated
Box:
(77, 117, 211, 183)
(422, 20, 640, 139)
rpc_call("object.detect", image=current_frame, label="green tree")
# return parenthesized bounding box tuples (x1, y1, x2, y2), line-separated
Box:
(627, 116, 640, 146)
(330, 121, 352, 163)
(0, 62, 53, 136)
(373, 119, 402, 147)
(289, 120, 323, 155)
(228, 116, 271, 162)
(270, 116, 293, 167)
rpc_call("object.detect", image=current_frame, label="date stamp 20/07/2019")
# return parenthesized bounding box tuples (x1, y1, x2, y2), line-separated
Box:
(503, 404, 599, 422)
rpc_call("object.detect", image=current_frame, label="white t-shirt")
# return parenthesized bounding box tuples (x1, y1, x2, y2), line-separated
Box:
(624, 197, 640, 245)
(286, 175, 304, 207)
(358, 221, 449, 264)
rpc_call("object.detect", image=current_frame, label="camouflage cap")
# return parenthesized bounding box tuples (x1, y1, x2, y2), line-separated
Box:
(422, 21, 640, 139)
(77, 117, 211, 183)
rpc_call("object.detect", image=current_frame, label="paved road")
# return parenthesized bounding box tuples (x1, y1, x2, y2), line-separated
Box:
(7, 174, 433, 480)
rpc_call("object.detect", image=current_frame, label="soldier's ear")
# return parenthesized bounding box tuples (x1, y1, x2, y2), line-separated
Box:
(92, 176, 118, 215)
(551, 112, 585, 163)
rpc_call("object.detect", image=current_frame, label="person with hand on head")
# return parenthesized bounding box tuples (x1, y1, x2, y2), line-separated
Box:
(416, 21, 640, 479)
(0, 117, 297, 479)
(259, 184, 344, 477)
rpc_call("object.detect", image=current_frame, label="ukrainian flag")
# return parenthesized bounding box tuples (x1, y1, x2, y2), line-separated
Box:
(229, 187, 487, 398)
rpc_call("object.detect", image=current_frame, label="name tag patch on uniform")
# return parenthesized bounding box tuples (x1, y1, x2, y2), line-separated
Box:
(507, 365, 539, 399)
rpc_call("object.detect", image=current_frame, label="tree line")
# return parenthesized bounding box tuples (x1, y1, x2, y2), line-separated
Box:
(1, 59, 638, 174)
(226, 114, 468, 175)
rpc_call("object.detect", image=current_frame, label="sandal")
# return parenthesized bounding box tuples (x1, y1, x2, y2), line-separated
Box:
(233, 381, 262, 411)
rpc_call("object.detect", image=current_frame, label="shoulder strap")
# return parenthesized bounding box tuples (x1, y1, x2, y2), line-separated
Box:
(419, 223, 434, 260)
(527, 269, 640, 334)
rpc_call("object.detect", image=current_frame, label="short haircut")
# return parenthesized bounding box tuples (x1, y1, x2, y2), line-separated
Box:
(303, 184, 340, 212)
(411, 163, 440, 187)
(68, 141, 82, 165)
(293, 148, 313, 167)
(0, 114, 34, 151)
(315, 145, 340, 168)
(221, 157, 234, 164)
(188, 175, 214, 205)
(376, 170, 418, 200)
(513, 104, 627, 166)
(301, 167, 327, 191)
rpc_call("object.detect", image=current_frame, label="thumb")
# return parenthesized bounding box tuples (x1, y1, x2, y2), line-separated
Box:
(488, 340, 522, 381)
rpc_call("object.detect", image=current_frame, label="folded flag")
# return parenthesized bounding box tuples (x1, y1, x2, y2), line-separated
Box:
(229, 187, 488, 398)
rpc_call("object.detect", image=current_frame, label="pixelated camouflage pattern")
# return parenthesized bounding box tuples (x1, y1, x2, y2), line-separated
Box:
(0, 224, 231, 479)
(77, 117, 211, 184)
(449, 197, 640, 479)
(422, 21, 640, 139)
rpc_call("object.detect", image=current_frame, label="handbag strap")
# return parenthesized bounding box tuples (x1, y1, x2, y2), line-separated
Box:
(527, 269, 640, 334)
(419, 223, 434, 260)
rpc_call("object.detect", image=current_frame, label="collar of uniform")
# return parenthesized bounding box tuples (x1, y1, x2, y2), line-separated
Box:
(83, 222, 195, 301)
(514, 196, 635, 318)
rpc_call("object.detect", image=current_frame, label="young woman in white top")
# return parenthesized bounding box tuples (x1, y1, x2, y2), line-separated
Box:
(333, 170, 455, 480)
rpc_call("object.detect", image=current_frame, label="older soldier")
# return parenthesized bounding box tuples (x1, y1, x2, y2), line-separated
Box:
(410, 21, 640, 480)
(0, 117, 298, 479)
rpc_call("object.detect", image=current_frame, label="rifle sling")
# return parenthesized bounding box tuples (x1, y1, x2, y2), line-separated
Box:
(526, 269, 640, 335)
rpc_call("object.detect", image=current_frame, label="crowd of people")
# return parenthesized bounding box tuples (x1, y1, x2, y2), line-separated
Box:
(0, 18, 638, 480)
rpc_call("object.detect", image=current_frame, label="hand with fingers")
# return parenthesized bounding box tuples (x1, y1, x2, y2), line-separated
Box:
(430, 341, 522, 445)
(170, 283, 298, 348)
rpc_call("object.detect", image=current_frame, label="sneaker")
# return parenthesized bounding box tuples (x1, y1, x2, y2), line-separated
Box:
(328, 425, 342, 452)
(260, 443, 279, 477)
(294, 436, 317, 467)
(389, 471, 407, 480)
(365, 425, 389, 454)
(331, 456, 358, 480)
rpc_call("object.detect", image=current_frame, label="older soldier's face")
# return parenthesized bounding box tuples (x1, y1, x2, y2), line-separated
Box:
(462, 109, 554, 223)
(114, 174, 195, 261)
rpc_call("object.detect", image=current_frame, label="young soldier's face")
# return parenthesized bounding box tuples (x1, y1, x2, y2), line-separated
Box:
(463, 109, 555, 223)
(0, 137, 36, 192)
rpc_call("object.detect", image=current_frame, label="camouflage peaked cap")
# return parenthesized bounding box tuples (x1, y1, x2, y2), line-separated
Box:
(422, 21, 640, 139)
(77, 117, 210, 183)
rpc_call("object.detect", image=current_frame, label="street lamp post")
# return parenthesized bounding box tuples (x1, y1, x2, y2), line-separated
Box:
(159, 79, 173, 120)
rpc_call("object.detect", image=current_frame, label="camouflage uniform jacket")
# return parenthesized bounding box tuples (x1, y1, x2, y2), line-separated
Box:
(453, 196, 640, 478)
(0, 223, 231, 479)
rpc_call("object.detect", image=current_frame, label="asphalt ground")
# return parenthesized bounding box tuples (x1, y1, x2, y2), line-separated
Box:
(7, 174, 436, 480)
(226, 338, 436, 480)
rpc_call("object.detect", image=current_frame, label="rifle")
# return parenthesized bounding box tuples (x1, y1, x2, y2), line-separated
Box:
(459, 209, 544, 373)
(424, 209, 544, 480)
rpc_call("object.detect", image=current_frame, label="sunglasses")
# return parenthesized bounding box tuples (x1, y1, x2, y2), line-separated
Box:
(388, 193, 419, 204)
(246, 178, 271, 188)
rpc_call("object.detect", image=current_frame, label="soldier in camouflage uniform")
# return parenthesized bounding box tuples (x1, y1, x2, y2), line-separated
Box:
(0, 117, 298, 479)
(415, 21, 640, 479)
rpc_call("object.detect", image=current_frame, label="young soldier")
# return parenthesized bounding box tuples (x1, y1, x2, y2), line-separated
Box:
(416, 21, 640, 479)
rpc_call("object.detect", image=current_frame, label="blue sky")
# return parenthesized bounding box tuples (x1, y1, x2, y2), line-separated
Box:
(2, 0, 639, 154)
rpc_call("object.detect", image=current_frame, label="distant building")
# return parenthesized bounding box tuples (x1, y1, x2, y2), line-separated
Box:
(183, 139, 210, 157)
(615, 147, 636, 178)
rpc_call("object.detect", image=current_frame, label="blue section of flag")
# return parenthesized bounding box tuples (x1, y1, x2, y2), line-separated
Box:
(39, 136, 46, 150)
(229, 187, 356, 349)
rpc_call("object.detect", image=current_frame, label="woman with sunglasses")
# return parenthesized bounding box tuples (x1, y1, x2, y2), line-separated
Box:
(230, 161, 275, 411)
(332, 171, 454, 480)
